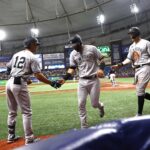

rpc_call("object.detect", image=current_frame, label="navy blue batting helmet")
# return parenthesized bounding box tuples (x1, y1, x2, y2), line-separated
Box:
(128, 27, 140, 37)
(68, 34, 82, 46)
(23, 37, 40, 48)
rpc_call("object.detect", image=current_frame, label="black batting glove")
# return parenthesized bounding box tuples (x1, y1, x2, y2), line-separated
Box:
(50, 81, 61, 89)
(117, 62, 124, 67)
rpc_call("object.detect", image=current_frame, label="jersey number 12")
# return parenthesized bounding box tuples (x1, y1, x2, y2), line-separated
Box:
(14, 56, 26, 69)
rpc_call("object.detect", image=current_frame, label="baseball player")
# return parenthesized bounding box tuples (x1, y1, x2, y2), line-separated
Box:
(6, 37, 61, 145)
(112, 27, 150, 116)
(58, 34, 105, 128)
(109, 68, 116, 86)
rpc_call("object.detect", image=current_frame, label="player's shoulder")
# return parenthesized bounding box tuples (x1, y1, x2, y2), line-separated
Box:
(129, 42, 134, 47)
(84, 45, 98, 53)
(85, 44, 96, 49)
(13, 50, 24, 57)
(24, 49, 36, 59)
(70, 49, 77, 56)
(129, 43, 135, 50)
(141, 38, 150, 44)
(14, 49, 35, 60)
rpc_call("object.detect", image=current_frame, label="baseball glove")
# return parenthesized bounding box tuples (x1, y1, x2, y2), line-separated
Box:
(50, 81, 61, 89)
(97, 69, 104, 78)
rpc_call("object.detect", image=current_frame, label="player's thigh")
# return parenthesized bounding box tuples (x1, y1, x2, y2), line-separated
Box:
(16, 88, 31, 114)
(89, 79, 100, 103)
(77, 83, 88, 106)
(6, 88, 18, 112)
(136, 67, 150, 95)
(6, 81, 18, 112)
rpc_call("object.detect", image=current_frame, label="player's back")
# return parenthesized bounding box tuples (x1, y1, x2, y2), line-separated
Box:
(9, 49, 35, 78)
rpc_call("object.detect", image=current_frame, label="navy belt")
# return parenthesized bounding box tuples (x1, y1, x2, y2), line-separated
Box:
(81, 75, 97, 79)
(134, 63, 150, 69)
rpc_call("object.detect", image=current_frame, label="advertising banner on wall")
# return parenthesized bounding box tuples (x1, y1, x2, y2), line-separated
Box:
(121, 45, 130, 60)
(0, 55, 12, 72)
(35, 54, 43, 69)
(43, 53, 64, 60)
(64, 47, 74, 67)
(97, 46, 111, 65)
(110, 40, 123, 65)
(43, 53, 65, 69)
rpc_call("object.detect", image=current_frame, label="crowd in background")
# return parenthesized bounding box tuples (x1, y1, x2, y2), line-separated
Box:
(0, 65, 135, 80)
(42, 69, 66, 78)
(105, 64, 134, 78)
(0, 72, 8, 80)
(115, 66, 135, 77)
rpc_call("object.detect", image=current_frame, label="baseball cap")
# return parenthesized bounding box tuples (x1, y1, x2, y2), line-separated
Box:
(23, 37, 40, 48)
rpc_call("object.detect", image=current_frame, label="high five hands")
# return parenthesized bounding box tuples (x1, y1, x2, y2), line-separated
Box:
(50, 79, 65, 89)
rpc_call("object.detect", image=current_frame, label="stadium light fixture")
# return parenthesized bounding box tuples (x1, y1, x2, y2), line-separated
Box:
(96, 14, 105, 33)
(130, 3, 139, 14)
(30, 28, 39, 37)
(96, 14, 105, 24)
(0, 30, 6, 41)
(130, 2, 139, 22)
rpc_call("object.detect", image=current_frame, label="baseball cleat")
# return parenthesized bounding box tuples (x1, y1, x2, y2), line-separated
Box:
(81, 125, 88, 129)
(7, 134, 20, 143)
(100, 103, 105, 118)
(25, 138, 40, 145)
(135, 113, 142, 117)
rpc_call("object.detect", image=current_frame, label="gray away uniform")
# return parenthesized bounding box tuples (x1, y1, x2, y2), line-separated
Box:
(70, 45, 104, 128)
(6, 49, 41, 140)
(127, 39, 150, 96)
